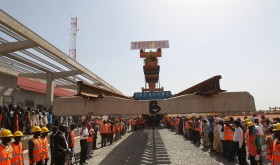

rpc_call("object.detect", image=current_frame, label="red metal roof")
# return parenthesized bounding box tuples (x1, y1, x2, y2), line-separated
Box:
(17, 77, 75, 97)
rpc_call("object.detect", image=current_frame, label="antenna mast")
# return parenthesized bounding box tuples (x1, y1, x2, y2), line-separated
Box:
(69, 17, 78, 60)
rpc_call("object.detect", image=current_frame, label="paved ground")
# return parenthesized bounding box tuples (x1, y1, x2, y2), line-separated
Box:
(23, 128, 271, 165)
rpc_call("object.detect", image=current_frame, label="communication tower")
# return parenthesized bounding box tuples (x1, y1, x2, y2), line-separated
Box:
(69, 17, 78, 60)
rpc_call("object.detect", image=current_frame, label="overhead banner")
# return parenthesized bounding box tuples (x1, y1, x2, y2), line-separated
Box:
(131, 40, 169, 50)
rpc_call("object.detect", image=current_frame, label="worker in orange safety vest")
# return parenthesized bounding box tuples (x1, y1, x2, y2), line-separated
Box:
(40, 126, 49, 165)
(11, 131, 24, 165)
(246, 122, 262, 165)
(116, 121, 122, 141)
(100, 120, 108, 147)
(184, 116, 191, 140)
(69, 124, 76, 152)
(222, 118, 235, 162)
(131, 119, 136, 131)
(272, 123, 280, 165)
(87, 123, 94, 158)
(0, 129, 13, 165)
(193, 116, 201, 145)
(265, 127, 273, 160)
(108, 121, 115, 144)
(28, 126, 43, 165)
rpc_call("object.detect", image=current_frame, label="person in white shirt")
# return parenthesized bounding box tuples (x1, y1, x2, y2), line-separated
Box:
(233, 120, 246, 165)
(30, 111, 38, 127)
(213, 118, 223, 154)
(79, 121, 88, 165)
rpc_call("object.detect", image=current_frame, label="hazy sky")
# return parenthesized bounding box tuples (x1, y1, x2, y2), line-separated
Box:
(1, 0, 280, 110)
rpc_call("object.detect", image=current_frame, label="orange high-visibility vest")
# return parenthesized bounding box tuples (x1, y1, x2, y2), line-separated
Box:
(175, 118, 180, 127)
(245, 130, 249, 139)
(112, 125, 116, 134)
(108, 126, 112, 134)
(185, 121, 191, 129)
(246, 132, 258, 156)
(0, 144, 12, 165)
(194, 121, 201, 131)
(100, 124, 108, 134)
(266, 135, 273, 160)
(70, 130, 75, 148)
(40, 137, 49, 160)
(11, 142, 24, 165)
(29, 138, 42, 164)
(116, 123, 121, 131)
(131, 120, 136, 126)
(87, 129, 93, 143)
(108, 123, 114, 134)
(272, 139, 280, 165)
(120, 123, 123, 130)
(224, 126, 234, 141)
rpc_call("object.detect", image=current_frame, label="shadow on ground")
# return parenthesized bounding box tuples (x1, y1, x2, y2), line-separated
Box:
(99, 128, 171, 165)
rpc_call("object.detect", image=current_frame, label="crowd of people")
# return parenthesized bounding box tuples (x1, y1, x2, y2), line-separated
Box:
(53, 115, 146, 165)
(163, 114, 280, 165)
(0, 104, 147, 165)
(0, 104, 83, 136)
(0, 105, 53, 134)
(2, 103, 280, 165)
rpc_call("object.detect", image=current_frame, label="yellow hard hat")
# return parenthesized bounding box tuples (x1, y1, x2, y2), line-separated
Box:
(224, 118, 229, 122)
(245, 118, 251, 123)
(273, 123, 280, 132)
(13, 131, 24, 137)
(32, 126, 42, 133)
(0, 129, 13, 138)
(247, 122, 255, 128)
(41, 126, 49, 133)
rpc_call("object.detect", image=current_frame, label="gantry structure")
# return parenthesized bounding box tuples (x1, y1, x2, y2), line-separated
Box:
(141, 48, 162, 92)
(131, 40, 169, 92)
(0, 9, 122, 107)
(53, 41, 256, 115)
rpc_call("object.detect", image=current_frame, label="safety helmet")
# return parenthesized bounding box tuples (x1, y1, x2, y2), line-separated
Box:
(0, 129, 13, 138)
(273, 123, 280, 132)
(224, 118, 229, 122)
(32, 126, 42, 133)
(13, 131, 24, 137)
(245, 118, 251, 123)
(41, 126, 49, 133)
(247, 122, 255, 128)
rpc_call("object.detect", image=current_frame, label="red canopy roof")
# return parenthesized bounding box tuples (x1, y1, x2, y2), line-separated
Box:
(17, 77, 75, 97)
